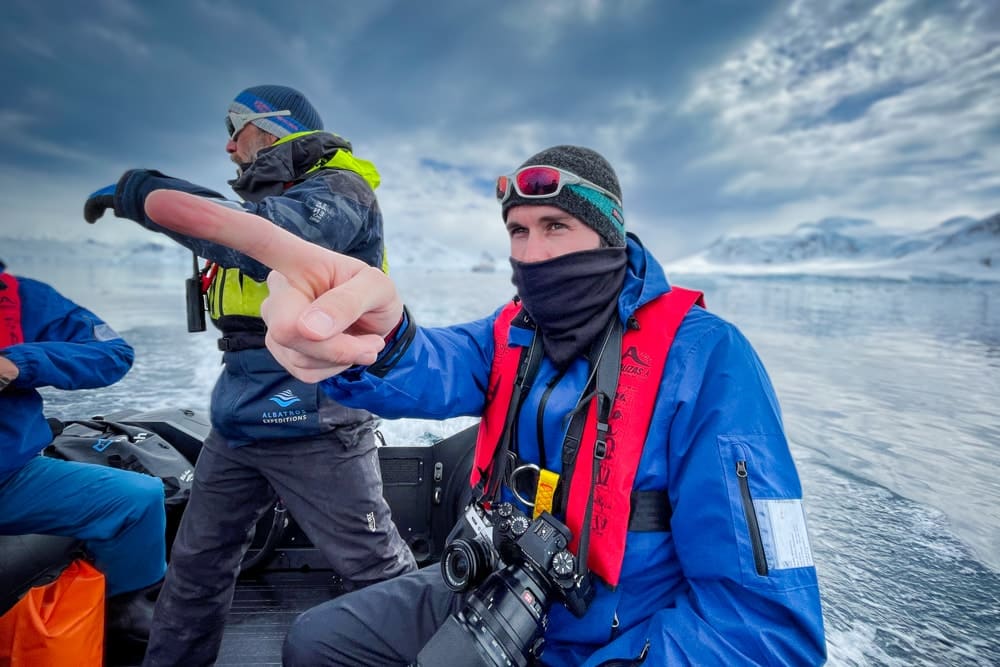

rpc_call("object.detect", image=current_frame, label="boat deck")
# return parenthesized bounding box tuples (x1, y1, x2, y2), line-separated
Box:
(107, 569, 343, 667)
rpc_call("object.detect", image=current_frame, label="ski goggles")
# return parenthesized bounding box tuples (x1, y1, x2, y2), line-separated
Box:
(225, 110, 291, 139)
(495, 165, 622, 208)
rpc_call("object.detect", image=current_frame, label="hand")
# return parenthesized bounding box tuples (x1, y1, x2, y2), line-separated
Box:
(144, 190, 403, 382)
(84, 185, 117, 223)
(0, 355, 19, 392)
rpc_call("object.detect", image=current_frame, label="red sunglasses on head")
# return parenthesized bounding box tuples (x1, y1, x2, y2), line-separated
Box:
(496, 165, 622, 207)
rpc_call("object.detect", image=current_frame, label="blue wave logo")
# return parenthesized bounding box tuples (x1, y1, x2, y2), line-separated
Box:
(269, 390, 302, 408)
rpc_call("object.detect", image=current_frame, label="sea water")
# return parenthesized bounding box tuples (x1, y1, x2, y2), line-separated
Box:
(26, 261, 1000, 666)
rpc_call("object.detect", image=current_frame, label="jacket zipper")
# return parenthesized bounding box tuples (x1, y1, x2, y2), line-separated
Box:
(535, 368, 567, 466)
(736, 460, 769, 576)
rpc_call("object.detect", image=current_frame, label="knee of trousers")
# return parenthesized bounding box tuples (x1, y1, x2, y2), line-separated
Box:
(98, 471, 167, 534)
(125, 474, 169, 528)
(282, 601, 354, 666)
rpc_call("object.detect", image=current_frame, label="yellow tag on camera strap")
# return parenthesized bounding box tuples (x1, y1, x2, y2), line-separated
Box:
(533, 468, 560, 519)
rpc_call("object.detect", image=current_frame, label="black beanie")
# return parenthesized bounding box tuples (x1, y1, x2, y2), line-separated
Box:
(501, 145, 625, 247)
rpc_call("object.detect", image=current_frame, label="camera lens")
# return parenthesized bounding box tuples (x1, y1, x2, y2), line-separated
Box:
(449, 550, 471, 580)
(441, 537, 496, 592)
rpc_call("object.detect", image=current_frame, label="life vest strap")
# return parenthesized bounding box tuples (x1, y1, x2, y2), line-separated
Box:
(217, 333, 266, 352)
(474, 286, 705, 586)
(628, 490, 671, 531)
(475, 325, 543, 503)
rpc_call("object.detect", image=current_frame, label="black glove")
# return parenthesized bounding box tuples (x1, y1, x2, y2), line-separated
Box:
(84, 184, 116, 223)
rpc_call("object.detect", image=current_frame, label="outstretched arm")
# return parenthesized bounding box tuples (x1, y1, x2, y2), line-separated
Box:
(95, 170, 379, 281)
(144, 190, 400, 381)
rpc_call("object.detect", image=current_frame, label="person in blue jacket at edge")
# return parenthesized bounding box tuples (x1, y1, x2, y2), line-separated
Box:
(0, 259, 167, 642)
(82, 85, 416, 666)
(139, 145, 827, 666)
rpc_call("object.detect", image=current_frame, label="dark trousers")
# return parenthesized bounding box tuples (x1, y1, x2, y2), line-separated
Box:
(142, 429, 417, 667)
(283, 564, 459, 666)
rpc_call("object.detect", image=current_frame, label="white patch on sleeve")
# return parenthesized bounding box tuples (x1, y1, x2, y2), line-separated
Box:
(93, 323, 121, 342)
(309, 201, 333, 224)
(755, 499, 814, 570)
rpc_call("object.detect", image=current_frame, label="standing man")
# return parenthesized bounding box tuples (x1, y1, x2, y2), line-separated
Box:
(138, 145, 827, 666)
(83, 85, 416, 666)
(0, 259, 166, 642)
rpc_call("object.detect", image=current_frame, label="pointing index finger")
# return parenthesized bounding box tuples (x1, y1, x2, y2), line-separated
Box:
(144, 189, 336, 278)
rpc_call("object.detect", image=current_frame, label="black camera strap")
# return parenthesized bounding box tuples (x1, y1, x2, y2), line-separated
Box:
(573, 318, 622, 579)
(553, 319, 616, 516)
(476, 320, 544, 504)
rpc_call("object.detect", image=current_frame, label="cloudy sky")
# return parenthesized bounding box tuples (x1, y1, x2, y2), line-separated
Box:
(2, 0, 997, 261)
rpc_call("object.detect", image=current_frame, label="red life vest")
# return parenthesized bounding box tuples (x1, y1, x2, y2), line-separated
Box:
(0, 272, 24, 347)
(471, 287, 705, 586)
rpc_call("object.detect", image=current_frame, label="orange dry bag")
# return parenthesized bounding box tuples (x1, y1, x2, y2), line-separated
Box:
(0, 559, 105, 666)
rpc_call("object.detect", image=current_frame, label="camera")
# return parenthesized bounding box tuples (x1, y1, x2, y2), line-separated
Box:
(417, 501, 595, 667)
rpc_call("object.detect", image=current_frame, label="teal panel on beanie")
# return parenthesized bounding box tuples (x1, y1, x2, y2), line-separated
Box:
(501, 145, 626, 247)
(229, 85, 323, 138)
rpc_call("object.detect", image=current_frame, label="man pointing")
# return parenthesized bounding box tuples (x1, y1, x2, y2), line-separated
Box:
(143, 144, 825, 667)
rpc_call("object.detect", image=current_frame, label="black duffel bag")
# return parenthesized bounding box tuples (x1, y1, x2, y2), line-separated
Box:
(44, 419, 195, 510)
(44, 418, 196, 553)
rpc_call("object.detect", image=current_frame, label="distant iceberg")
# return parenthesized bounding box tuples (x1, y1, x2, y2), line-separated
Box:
(2, 232, 495, 274)
(470, 251, 498, 273)
(2, 236, 191, 267)
(671, 213, 999, 282)
(384, 232, 492, 273)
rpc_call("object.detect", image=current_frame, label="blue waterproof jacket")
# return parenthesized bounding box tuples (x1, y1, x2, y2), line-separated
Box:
(0, 262, 134, 474)
(324, 236, 827, 665)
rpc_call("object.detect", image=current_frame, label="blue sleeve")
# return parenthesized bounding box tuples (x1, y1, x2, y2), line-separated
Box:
(320, 313, 498, 420)
(2, 278, 134, 390)
(114, 169, 376, 281)
(587, 317, 826, 666)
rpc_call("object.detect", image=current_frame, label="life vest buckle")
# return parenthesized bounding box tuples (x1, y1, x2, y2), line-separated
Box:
(594, 439, 608, 460)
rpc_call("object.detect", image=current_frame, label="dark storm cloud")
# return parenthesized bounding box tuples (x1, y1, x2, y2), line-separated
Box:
(1, 0, 995, 261)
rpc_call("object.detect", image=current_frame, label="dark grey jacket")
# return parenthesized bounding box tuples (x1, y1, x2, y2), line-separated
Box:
(113, 131, 384, 445)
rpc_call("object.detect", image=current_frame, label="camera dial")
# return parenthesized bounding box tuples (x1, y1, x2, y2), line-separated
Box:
(509, 515, 530, 537)
(551, 550, 575, 578)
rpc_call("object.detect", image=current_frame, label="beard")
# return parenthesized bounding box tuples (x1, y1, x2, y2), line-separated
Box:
(231, 130, 275, 175)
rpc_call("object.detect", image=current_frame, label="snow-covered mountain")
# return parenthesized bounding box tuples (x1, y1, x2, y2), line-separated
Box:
(7, 212, 997, 282)
(671, 213, 999, 282)
(1, 232, 497, 273)
(1, 236, 192, 268)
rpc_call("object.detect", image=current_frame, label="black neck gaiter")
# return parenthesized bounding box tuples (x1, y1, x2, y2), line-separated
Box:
(510, 247, 627, 368)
